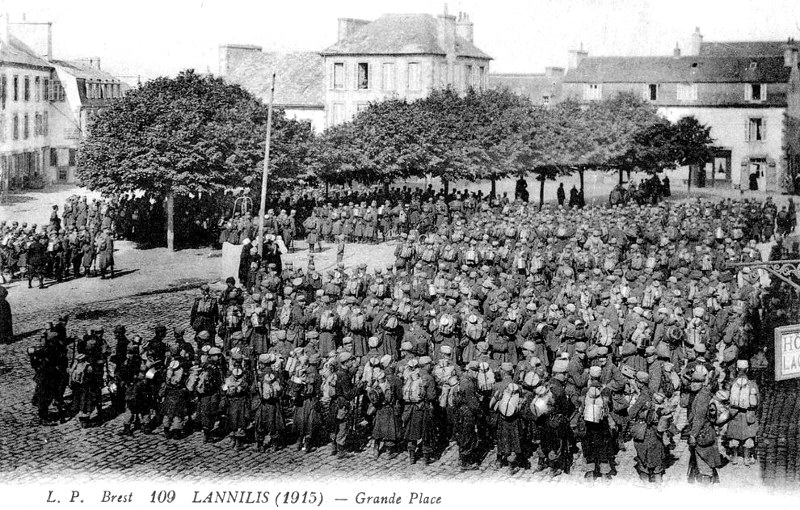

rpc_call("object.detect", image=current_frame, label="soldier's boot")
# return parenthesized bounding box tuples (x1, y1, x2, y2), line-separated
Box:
(203, 429, 212, 443)
(650, 473, 663, 484)
(423, 453, 433, 466)
(744, 448, 755, 466)
(295, 438, 303, 451)
(407, 445, 417, 465)
(257, 440, 265, 453)
(586, 462, 602, 480)
(303, 437, 312, 454)
(534, 458, 547, 473)
(697, 475, 713, 485)
(164, 427, 173, 440)
(330, 441, 339, 457)
(373, 440, 381, 459)
(38, 276, 44, 289)
(118, 424, 133, 437)
(27, 277, 32, 289)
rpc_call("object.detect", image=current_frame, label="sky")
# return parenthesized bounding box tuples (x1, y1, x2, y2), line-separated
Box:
(4, 0, 800, 83)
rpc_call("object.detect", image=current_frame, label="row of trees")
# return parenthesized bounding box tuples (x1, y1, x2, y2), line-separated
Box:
(77, 70, 714, 249)
(315, 88, 714, 200)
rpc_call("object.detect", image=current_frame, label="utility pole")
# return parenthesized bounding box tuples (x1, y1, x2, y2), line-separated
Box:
(257, 71, 276, 257)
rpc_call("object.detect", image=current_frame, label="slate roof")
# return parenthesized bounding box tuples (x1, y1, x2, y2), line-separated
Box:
(52, 59, 119, 81)
(564, 55, 791, 83)
(699, 41, 789, 57)
(224, 50, 325, 107)
(489, 73, 562, 103)
(320, 13, 491, 60)
(0, 34, 51, 68)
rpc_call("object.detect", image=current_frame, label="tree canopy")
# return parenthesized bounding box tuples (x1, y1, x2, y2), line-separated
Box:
(78, 69, 314, 248)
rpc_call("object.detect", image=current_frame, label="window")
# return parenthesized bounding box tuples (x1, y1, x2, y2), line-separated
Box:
(407, 62, 420, 91)
(677, 83, 698, 101)
(332, 103, 345, 126)
(333, 63, 345, 90)
(381, 63, 395, 91)
(24, 76, 30, 101)
(13, 75, 18, 101)
(543, 96, 551, 106)
(43, 111, 48, 136)
(747, 117, 764, 141)
(479, 66, 486, 91)
(0, 115, 5, 142)
(583, 83, 602, 100)
(34, 113, 40, 136)
(648, 84, 659, 101)
(50, 148, 58, 166)
(58, 166, 68, 181)
(12, 114, 18, 139)
(747, 83, 766, 102)
(439, 63, 448, 88)
(69, 149, 77, 166)
(23, 113, 29, 139)
(0, 75, 6, 109)
(356, 103, 369, 115)
(465, 65, 473, 90)
(357, 63, 369, 90)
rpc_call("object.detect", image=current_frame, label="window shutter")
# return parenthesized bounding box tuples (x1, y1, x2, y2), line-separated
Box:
(745, 118, 750, 142)
(745, 84, 750, 101)
(762, 117, 767, 141)
(762, 83, 767, 101)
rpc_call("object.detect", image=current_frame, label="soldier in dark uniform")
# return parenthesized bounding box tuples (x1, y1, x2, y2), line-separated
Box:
(27, 235, 47, 289)
(191, 284, 220, 344)
(30, 331, 68, 424)
(329, 352, 357, 458)
(454, 362, 482, 470)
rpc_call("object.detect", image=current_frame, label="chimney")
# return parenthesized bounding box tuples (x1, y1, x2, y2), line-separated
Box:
(46, 22, 52, 59)
(0, 13, 9, 45)
(567, 43, 588, 70)
(218, 44, 263, 75)
(8, 20, 53, 59)
(437, 9, 457, 56)
(456, 12, 473, 43)
(689, 27, 703, 56)
(337, 18, 370, 43)
(545, 67, 565, 79)
(673, 43, 681, 57)
(785, 38, 799, 67)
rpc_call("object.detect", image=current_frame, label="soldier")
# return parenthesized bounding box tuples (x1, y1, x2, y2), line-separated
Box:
(196, 347, 224, 442)
(118, 356, 155, 436)
(726, 360, 759, 466)
(191, 284, 220, 344)
(253, 354, 286, 452)
(30, 331, 68, 424)
(27, 235, 47, 289)
(161, 358, 190, 439)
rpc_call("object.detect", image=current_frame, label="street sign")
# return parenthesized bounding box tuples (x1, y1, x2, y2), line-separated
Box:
(775, 324, 800, 381)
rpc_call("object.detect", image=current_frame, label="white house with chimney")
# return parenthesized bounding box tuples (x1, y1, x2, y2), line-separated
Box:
(319, 10, 491, 127)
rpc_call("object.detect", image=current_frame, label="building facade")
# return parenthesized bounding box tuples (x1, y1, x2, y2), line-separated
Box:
(488, 67, 565, 107)
(563, 29, 800, 192)
(0, 15, 125, 190)
(319, 11, 491, 128)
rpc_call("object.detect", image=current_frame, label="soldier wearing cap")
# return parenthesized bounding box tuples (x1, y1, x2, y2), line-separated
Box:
(726, 359, 759, 466)
(402, 356, 438, 465)
(253, 354, 285, 452)
(223, 359, 252, 450)
(195, 347, 225, 442)
(328, 351, 357, 458)
(30, 330, 67, 424)
(161, 357, 190, 439)
(191, 284, 220, 344)
(687, 369, 722, 484)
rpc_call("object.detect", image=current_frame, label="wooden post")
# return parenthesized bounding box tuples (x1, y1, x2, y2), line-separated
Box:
(166, 191, 174, 251)
(539, 176, 545, 211)
(490, 176, 496, 199)
(257, 71, 276, 257)
(579, 168, 585, 193)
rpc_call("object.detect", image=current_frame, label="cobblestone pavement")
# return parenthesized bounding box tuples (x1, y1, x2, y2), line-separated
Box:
(0, 288, 768, 488)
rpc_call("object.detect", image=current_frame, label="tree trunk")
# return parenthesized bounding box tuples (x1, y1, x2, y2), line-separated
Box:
(539, 178, 545, 211)
(325, 181, 329, 199)
(619, 169, 624, 185)
(383, 181, 389, 194)
(166, 191, 175, 251)
(687, 166, 692, 193)
(490, 175, 496, 199)
(579, 168, 585, 193)
(442, 178, 449, 196)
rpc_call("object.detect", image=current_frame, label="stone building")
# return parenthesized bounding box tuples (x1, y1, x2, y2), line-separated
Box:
(319, 10, 491, 128)
(563, 28, 800, 193)
(0, 15, 126, 190)
(488, 67, 565, 107)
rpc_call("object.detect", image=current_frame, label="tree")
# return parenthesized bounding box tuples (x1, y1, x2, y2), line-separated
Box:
(78, 70, 313, 250)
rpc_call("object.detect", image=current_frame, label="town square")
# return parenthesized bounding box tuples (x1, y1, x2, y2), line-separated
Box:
(2, 0, 800, 505)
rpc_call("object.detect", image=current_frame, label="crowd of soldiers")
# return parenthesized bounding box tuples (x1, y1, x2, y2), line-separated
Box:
(0, 196, 116, 288)
(29, 189, 794, 485)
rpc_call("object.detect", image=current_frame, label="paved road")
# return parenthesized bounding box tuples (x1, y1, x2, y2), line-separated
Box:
(0, 289, 766, 487)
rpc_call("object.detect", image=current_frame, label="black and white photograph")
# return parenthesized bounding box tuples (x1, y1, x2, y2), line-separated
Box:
(1, 0, 800, 507)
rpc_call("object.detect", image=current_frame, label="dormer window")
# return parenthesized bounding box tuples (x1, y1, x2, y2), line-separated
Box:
(749, 61, 757, 70)
(583, 83, 601, 101)
(747, 83, 766, 102)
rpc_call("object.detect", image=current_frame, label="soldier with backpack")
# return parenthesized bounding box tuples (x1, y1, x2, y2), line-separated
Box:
(726, 360, 759, 466)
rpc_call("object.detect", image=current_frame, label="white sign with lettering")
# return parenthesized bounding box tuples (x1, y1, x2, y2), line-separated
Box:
(775, 325, 800, 381)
